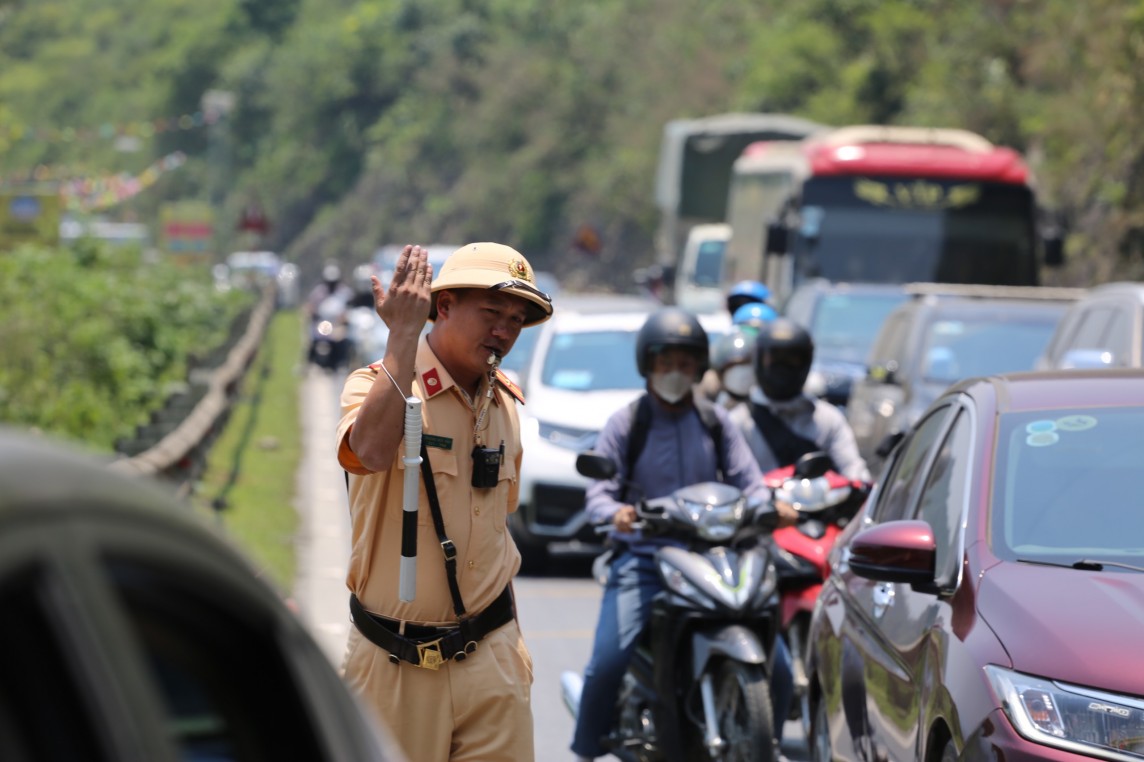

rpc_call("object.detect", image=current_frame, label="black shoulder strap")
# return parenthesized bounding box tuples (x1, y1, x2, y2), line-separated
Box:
(693, 395, 727, 480)
(749, 401, 820, 467)
(419, 442, 467, 619)
(623, 395, 653, 503)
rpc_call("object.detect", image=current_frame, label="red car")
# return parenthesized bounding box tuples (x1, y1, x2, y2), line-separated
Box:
(807, 369, 1144, 761)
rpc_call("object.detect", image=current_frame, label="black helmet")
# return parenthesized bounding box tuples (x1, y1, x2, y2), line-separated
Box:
(636, 307, 710, 378)
(754, 318, 814, 401)
(711, 328, 754, 373)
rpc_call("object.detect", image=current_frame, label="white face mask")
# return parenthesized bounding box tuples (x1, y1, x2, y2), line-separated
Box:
(722, 364, 754, 399)
(650, 370, 693, 404)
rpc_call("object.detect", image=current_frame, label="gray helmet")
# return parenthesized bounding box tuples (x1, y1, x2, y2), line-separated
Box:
(636, 307, 710, 378)
(754, 318, 814, 401)
(711, 327, 754, 373)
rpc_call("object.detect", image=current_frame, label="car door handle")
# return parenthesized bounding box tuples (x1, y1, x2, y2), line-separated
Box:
(872, 583, 895, 618)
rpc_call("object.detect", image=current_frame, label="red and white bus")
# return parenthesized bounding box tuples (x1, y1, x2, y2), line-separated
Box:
(724, 125, 1062, 305)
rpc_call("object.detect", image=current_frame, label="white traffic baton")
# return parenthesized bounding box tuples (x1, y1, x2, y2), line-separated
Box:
(398, 395, 423, 602)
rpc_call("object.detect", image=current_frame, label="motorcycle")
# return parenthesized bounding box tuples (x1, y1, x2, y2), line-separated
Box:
(766, 452, 870, 739)
(562, 451, 784, 762)
(308, 293, 354, 370)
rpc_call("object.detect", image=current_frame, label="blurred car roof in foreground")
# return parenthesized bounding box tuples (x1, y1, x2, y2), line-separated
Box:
(0, 428, 404, 762)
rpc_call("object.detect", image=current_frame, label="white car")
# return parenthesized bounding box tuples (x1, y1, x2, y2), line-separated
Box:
(510, 294, 730, 571)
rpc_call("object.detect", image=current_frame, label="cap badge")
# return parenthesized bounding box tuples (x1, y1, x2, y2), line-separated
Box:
(508, 258, 531, 281)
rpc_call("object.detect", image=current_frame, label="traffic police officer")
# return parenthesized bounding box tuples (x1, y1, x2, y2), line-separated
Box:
(336, 242, 553, 762)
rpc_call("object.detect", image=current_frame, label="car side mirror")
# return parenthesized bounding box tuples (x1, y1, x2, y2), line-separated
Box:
(575, 450, 617, 480)
(765, 221, 788, 255)
(848, 520, 936, 589)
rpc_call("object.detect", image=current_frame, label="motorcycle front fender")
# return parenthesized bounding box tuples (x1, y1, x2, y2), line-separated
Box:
(690, 625, 767, 681)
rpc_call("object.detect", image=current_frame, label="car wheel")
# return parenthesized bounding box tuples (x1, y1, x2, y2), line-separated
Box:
(811, 692, 831, 762)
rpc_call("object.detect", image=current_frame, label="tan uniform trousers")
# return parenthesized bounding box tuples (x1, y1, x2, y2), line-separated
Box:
(343, 619, 534, 762)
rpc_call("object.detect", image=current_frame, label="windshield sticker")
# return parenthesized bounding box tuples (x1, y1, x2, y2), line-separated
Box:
(1026, 431, 1060, 448)
(1026, 420, 1056, 434)
(853, 179, 982, 209)
(1055, 415, 1097, 432)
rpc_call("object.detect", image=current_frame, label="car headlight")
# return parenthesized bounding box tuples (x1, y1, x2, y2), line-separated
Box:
(681, 498, 744, 542)
(986, 665, 1144, 758)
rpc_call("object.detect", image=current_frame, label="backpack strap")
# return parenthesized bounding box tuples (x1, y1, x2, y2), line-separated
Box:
(748, 401, 820, 467)
(692, 395, 727, 481)
(623, 395, 653, 504)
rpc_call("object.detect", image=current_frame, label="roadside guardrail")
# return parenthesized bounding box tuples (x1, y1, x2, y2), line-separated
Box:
(109, 285, 276, 497)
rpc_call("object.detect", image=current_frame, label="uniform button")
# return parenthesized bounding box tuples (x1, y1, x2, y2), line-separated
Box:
(468, 560, 475, 569)
(474, 507, 481, 516)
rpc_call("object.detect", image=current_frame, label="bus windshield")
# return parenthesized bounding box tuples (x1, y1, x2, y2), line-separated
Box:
(791, 176, 1037, 287)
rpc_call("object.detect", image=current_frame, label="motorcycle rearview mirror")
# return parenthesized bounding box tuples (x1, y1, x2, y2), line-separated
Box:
(575, 450, 617, 480)
(793, 451, 834, 479)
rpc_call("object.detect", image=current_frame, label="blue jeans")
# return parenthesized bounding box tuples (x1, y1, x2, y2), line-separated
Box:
(570, 549, 796, 757)
(571, 550, 661, 758)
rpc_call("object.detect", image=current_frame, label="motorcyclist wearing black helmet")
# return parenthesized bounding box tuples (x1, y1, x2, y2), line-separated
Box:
(730, 316, 870, 483)
(570, 307, 794, 762)
(727, 319, 869, 755)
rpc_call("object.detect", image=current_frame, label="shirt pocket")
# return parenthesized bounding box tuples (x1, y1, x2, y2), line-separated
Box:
(399, 447, 457, 526)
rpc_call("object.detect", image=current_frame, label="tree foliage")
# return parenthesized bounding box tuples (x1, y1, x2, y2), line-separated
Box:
(0, 243, 251, 449)
(3, 0, 1144, 289)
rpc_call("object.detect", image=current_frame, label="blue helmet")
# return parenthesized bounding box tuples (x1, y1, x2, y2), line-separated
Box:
(726, 280, 771, 315)
(732, 301, 778, 329)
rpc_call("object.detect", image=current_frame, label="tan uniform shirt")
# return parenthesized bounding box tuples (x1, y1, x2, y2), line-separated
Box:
(336, 336, 524, 623)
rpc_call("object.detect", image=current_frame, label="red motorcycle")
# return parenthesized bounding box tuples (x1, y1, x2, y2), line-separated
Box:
(765, 452, 870, 738)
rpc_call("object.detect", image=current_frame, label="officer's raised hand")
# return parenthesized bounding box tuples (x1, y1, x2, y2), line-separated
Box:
(372, 244, 432, 337)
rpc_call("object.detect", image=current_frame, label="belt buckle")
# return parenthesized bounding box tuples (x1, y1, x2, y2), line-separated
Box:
(416, 638, 445, 670)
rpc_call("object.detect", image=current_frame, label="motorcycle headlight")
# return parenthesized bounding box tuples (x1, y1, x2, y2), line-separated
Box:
(682, 498, 744, 542)
(986, 666, 1144, 758)
(317, 320, 334, 337)
(775, 476, 850, 514)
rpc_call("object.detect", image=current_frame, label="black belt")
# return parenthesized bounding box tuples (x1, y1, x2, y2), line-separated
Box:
(349, 585, 515, 670)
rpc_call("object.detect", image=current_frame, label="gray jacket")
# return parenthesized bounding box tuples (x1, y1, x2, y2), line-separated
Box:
(729, 389, 871, 481)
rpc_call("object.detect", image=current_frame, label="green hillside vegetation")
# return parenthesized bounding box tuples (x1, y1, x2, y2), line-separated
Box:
(3, 0, 1144, 289)
(0, 242, 252, 449)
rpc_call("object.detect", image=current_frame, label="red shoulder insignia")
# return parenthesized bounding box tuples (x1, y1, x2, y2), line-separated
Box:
(421, 367, 444, 398)
(496, 370, 525, 404)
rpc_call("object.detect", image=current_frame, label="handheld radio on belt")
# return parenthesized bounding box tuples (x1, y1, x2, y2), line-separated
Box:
(398, 395, 423, 602)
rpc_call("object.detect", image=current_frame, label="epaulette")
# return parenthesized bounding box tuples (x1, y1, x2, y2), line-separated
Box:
(496, 369, 525, 404)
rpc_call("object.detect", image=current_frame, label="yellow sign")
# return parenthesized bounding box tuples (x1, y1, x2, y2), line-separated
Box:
(0, 192, 61, 250)
(160, 200, 215, 265)
(854, 179, 981, 210)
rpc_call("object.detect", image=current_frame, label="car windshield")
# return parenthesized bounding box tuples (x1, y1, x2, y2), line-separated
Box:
(917, 311, 1061, 383)
(792, 176, 1038, 286)
(810, 292, 908, 363)
(992, 406, 1144, 563)
(540, 329, 643, 391)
